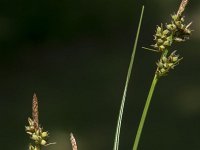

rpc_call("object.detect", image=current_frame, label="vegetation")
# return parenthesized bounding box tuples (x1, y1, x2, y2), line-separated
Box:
(25, 1, 192, 150)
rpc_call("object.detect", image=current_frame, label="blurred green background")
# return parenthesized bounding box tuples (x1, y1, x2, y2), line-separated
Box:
(0, 0, 200, 150)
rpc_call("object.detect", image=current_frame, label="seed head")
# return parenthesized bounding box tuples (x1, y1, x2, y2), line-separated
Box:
(32, 93, 39, 129)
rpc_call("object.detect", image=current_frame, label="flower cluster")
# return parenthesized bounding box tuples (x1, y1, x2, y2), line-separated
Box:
(25, 94, 53, 150)
(149, 1, 192, 77)
(25, 118, 49, 150)
(167, 14, 192, 42)
(156, 51, 182, 77)
(152, 24, 172, 52)
(152, 13, 192, 52)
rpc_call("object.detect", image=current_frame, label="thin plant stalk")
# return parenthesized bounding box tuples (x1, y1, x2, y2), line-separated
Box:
(132, 74, 158, 150)
(132, 50, 168, 150)
(113, 5, 145, 150)
(132, 0, 191, 149)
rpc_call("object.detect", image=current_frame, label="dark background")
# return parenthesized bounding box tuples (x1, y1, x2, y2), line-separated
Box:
(1, 0, 200, 150)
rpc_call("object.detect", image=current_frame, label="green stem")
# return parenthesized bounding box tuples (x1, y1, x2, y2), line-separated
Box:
(113, 5, 145, 150)
(132, 74, 159, 150)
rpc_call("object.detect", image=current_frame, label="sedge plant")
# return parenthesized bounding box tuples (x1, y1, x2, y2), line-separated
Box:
(133, 0, 192, 150)
(25, 94, 56, 150)
(24, 1, 193, 150)
(25, 94, 77, 150)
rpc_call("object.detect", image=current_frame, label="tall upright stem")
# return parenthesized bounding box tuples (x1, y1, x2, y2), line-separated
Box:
(113, 5, 145, 150)
(132, 74, 158, 150)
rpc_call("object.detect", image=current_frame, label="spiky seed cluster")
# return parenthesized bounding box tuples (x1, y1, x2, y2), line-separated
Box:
(152, 12, 192, 52)
(70, 133, 78, 150)
(150, 0, 192, 77)
(26, 118, 49, 149)
(167, 14, 192, 42)
(156, 51, 182, 77)
(152, 24, 172, 52)
(25, 94, 50, 150)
